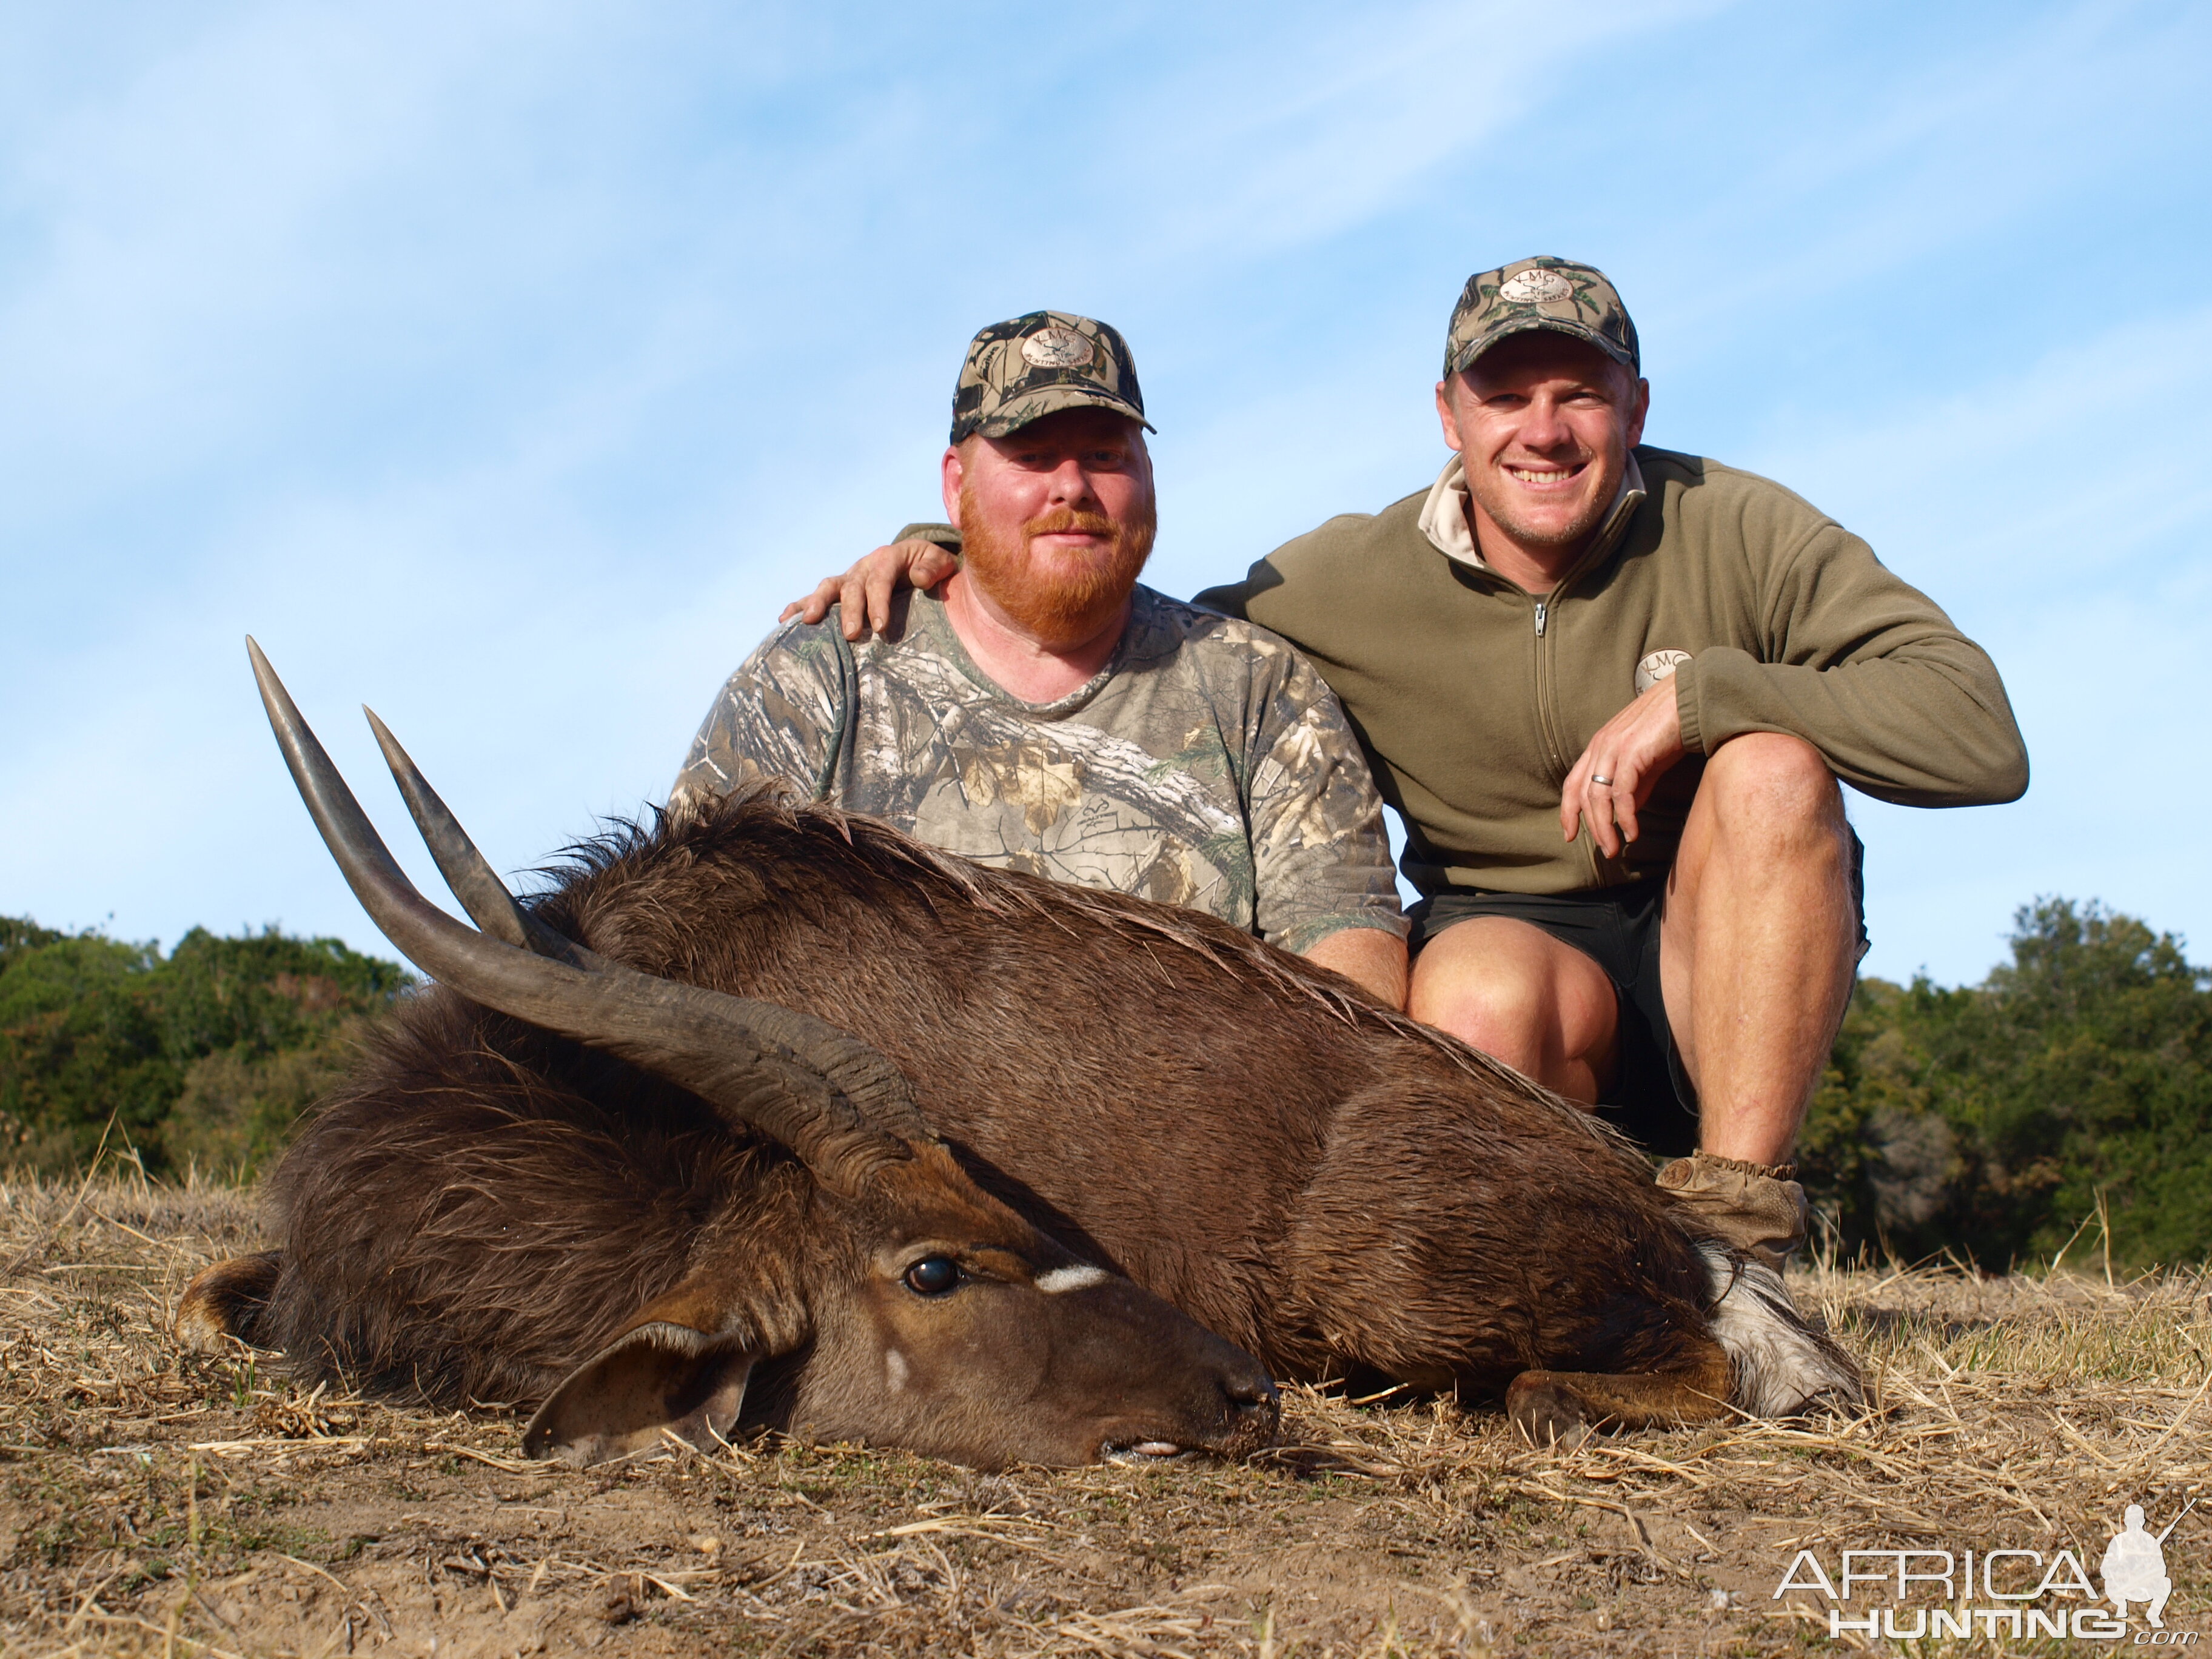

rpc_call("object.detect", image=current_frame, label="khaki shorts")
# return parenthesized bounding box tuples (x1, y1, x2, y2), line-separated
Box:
(1406, 830, 1867, 1158)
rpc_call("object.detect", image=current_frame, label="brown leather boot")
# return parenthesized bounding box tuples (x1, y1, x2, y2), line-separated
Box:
(1655, 1151, 1810, 1270)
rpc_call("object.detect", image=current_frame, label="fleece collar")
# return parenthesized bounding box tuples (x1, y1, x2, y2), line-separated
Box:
(1416, 450, 1647, 572)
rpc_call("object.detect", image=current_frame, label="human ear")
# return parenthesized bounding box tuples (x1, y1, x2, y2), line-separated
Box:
(1435, 381, 1467, 454)
(942, 444, 967, 527)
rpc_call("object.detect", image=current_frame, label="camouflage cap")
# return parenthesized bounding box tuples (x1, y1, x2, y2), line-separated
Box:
(1443, 257, 1640, 380)
(949, 311, 1154, 445)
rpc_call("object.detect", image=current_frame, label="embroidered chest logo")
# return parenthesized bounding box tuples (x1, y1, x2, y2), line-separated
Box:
(1635, 649, 1691, 696)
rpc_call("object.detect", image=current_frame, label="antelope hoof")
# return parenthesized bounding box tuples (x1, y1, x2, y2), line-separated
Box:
(1507, 1374, 1594, 1449)
(175, 1252, 282, 1352)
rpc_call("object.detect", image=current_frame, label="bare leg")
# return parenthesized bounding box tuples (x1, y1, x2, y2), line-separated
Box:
(1408, 917, 1618, 1102)
(1301, 925, 1409, 1009)
(1660, 733, 1859, 1164)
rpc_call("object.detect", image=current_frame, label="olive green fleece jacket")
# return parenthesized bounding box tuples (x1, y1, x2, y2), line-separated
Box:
(898, 445, 2027, 897)
(1185, 446, 2029, 897)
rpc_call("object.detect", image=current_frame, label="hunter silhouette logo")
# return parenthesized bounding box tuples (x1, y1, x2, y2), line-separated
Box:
(2106, 1499, 2194, 1629)
(1772, 1496, 2197, 1641)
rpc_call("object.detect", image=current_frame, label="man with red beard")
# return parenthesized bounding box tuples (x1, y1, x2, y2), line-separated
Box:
(672, 311, 1409, 1005)
(781, 266, 2029, 1269)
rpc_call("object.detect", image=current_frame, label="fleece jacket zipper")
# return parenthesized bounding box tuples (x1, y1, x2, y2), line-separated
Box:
(1529, 558, 1613, 886)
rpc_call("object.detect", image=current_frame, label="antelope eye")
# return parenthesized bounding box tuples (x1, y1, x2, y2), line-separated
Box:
(903, 1256, 962, 1296)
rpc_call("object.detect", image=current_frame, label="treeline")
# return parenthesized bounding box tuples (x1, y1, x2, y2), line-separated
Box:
(1801, 899, 2211, 1269)
(1, 899, 2207, 1267)
(0, 917, 407, 1179)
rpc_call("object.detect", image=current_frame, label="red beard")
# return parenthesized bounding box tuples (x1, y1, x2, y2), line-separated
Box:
(959, 489, 1158, 645)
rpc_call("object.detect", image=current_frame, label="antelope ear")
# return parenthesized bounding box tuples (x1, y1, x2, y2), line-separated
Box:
(523, 1320, 756, 1466)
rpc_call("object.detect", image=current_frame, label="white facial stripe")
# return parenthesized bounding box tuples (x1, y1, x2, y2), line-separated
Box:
(1034, 1264, 1109, 1295)
(885, 1349, 908, 1392)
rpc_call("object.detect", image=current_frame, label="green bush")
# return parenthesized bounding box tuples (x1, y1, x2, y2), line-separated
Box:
(0, 917, 409, 1179)
(163, 1026, 371, 1178)
(5, 897, 2209, 1269)
(1801, 899, 2212, 1269)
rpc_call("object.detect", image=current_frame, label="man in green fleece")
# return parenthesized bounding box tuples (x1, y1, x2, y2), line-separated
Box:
(785, 260, 2029, 1262)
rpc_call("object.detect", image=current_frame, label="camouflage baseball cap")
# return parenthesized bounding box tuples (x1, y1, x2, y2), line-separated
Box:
(1443, 257, 1640, 379)
(949, 311, 1154, 444)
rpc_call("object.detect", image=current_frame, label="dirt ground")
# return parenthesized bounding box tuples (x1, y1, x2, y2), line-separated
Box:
(0, 1178, 2204, 1658)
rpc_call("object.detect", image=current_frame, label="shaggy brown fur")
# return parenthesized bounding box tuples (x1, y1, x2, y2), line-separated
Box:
(224, 787, 1857, 1439)
(207, 986, 1279, 1467)
(251, 1000, 776, 1405)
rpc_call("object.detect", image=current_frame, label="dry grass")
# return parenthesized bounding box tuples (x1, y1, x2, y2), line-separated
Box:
(0, 1177, 2203, 1657)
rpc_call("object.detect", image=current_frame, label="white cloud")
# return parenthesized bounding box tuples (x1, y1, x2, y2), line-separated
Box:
(1740, 306, 2212, 982)
(1623, 1, 2212, 365)
(1090, 0, 1722, 267)
(1747, 304, 2212, 600)
(1, 0, 2207, 993)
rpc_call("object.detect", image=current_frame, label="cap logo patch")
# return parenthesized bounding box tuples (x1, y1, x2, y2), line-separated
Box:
(1020, 326, 1093, 369)
(1500, 268, 1573, 304)
(1634, 649, 1691, 695)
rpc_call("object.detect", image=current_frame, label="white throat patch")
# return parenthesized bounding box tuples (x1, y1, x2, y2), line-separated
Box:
(1698, 1243, 1862, 1415)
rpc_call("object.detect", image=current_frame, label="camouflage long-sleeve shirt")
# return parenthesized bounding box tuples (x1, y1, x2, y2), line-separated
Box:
(672, 585, 1406, 953)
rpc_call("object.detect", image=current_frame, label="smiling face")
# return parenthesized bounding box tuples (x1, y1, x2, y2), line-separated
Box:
(942, 406, 1157, 648)
(1435, 330, 1649, 583)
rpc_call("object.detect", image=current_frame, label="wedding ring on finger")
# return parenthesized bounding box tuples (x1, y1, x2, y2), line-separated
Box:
(1590, 774, 1614, 787)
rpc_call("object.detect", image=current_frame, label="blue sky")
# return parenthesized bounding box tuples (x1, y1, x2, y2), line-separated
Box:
(3, 0, 2206, 988)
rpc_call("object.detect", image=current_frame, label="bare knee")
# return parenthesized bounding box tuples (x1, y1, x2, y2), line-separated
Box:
(1410, 939, 1553, 1057)
(1700, 733, 1843, 848)
(1409, 920, 1615, 1094)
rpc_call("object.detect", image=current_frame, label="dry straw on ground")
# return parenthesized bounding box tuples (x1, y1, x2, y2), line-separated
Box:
(0, 1173, 2202, 1657)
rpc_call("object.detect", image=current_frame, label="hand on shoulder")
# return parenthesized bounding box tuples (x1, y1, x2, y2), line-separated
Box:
(781, 540, 962, 641)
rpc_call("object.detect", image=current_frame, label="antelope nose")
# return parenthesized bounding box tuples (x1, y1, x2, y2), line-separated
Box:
(1224, 1367, 1281, 1433)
